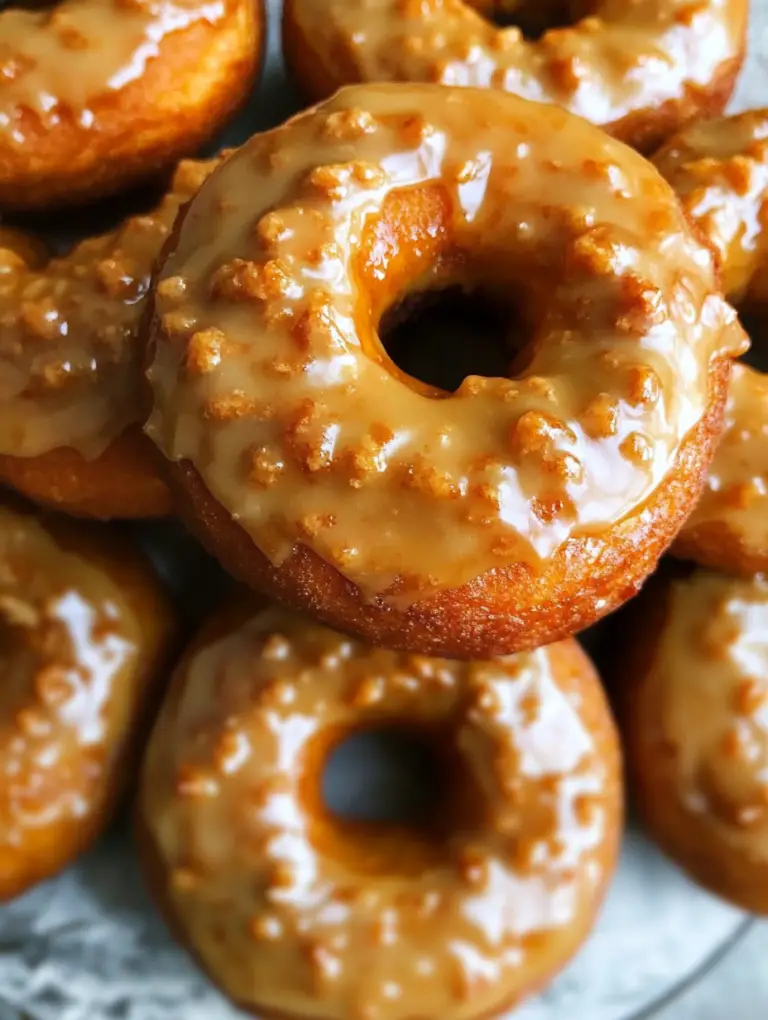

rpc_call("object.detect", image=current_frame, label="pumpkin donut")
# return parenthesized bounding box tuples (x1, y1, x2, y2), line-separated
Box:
(0, 0, 263, 210)
(653, 110, 768, 576)
(138, 600, 622, 1020)
(282, 0, 747, 153)
(144, 84, 745, 659)
(0, 499, 177, 902)
(0, 156, 222, 519)
(619, 566, 768, 914)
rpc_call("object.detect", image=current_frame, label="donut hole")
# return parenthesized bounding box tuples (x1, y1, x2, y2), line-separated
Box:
(313, 725, 483, 874)
(379, 286, 529, 394)
(474, 0, 590, 40)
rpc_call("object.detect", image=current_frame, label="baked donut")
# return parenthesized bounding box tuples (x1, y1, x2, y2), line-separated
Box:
(0, 156, 221, 519)
(654, 110, 768, 575)
(619, 567, 768, 913)
(0, 499, 177, 902)
(138, 600, 622, 1019)
(282, 0, 747, 152)
(144, 83, 745, 659)
(0, 0, 263, 210)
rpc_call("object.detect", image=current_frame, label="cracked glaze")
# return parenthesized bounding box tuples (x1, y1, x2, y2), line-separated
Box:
(140, 602, 621, 1019)
(146, 84, 744, 602)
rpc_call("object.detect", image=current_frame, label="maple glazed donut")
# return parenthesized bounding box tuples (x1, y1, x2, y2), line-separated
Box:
(144, 84, 745, 659)
(654, 110, 768, 575)
(0, 156, 221, 520)
(0, 500, 176, 902)
(0, 0, 263, 210)
(620, 568, 768, 913)
(138, 600, 622, 1019)
(282, 0, 747, 152)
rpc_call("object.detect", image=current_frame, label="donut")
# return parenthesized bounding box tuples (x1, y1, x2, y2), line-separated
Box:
(653, 110, 768, 575)
(0, 0, 263, 210)
(0, 155, 221, 519)
(619, 566, 768, 913)
(144, 83, 745, 659)
(282, 0, 747, 153)
(0, 499, 177, 902)
(138, 600, 622, 1019)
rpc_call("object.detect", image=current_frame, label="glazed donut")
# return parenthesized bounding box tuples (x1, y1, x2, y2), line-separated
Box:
(0, 0, 263, 210)
(619, 567, 768, 913)
(0, 499, 176, 902)
(654, 110, 768, 575)
(138, 600, 622, 1019)
(144, 84, 744, 659)
(0, 155, 221, 519)
(282, 0, 747, 153)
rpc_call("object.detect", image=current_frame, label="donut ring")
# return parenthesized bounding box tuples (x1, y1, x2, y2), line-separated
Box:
(0, 0, 263, 210)
(144, 84, 744, 659)
(138, 600, 621, 1019)
(654, 111, 768, 575)
(0, 156, 221, 519)
(0, 499, 177, 902)
(282, 0, 747, 153)
(619, 566, 768, 913)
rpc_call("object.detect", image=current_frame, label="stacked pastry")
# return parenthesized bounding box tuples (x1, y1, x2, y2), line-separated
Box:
(0, 1, 765, 1017)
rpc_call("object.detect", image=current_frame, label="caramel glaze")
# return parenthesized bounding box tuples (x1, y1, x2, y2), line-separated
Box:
(282, 0, 747, 153)
(144, 83, 744, 657)
(0, 156, 221, 519)
(654, 110, 768, 576)
(620, 568, 768, 914)
(0, 500, 177, 901)
(138, 600, 622, 1020)
(0, 0, 261, 209)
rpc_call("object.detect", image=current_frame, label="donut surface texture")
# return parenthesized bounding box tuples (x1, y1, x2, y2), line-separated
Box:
(138, 600, 622, 1020)
(654, 110, 768, 575)
(145, 84, 744, 658)
(0, 0, 262, 209)
(0, 499, 176, 902)
(0, 157, 221, 519)
(283, 0, 747, 152)
(620, 567, 768, 913)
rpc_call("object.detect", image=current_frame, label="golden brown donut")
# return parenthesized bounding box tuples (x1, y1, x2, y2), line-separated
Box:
(0, 156, 222, 519)
(144, 83, 744, 659)
(0, 0, 263, 210)
(0, 499, 177, 902)
(619, 567, 768, 914)
(282, 0, 747, 153)
(654, 110, 768, 576)
(138, 600, 622, 1020)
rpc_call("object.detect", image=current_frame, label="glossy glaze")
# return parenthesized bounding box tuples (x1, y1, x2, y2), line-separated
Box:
(284, 0, 745, 139)
(0, 157, 220, 460)
(146, 83, 743, 603)
(655, 110, 768, 573)
(623, 570, 768, 912)
(0, 502, 174, 900)
(0, 1, 225, 134)
(140, 602, 621, 1019)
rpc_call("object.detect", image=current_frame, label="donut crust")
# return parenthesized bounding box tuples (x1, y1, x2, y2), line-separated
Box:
(164, 363, 728, 659)
(0, 0, 264, 210)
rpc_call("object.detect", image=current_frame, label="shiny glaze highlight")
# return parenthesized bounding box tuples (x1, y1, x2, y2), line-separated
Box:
(140, 601, 621, 1019)
(0, 501, 175, 901)
(622, 569, 768, 913)
(655, 110, 768, 574)
(146, 83, 743, 603)
(283, 0, 746, 148)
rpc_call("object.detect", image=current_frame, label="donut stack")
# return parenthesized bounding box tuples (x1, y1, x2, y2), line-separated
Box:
(1, 1, 766, 1017)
